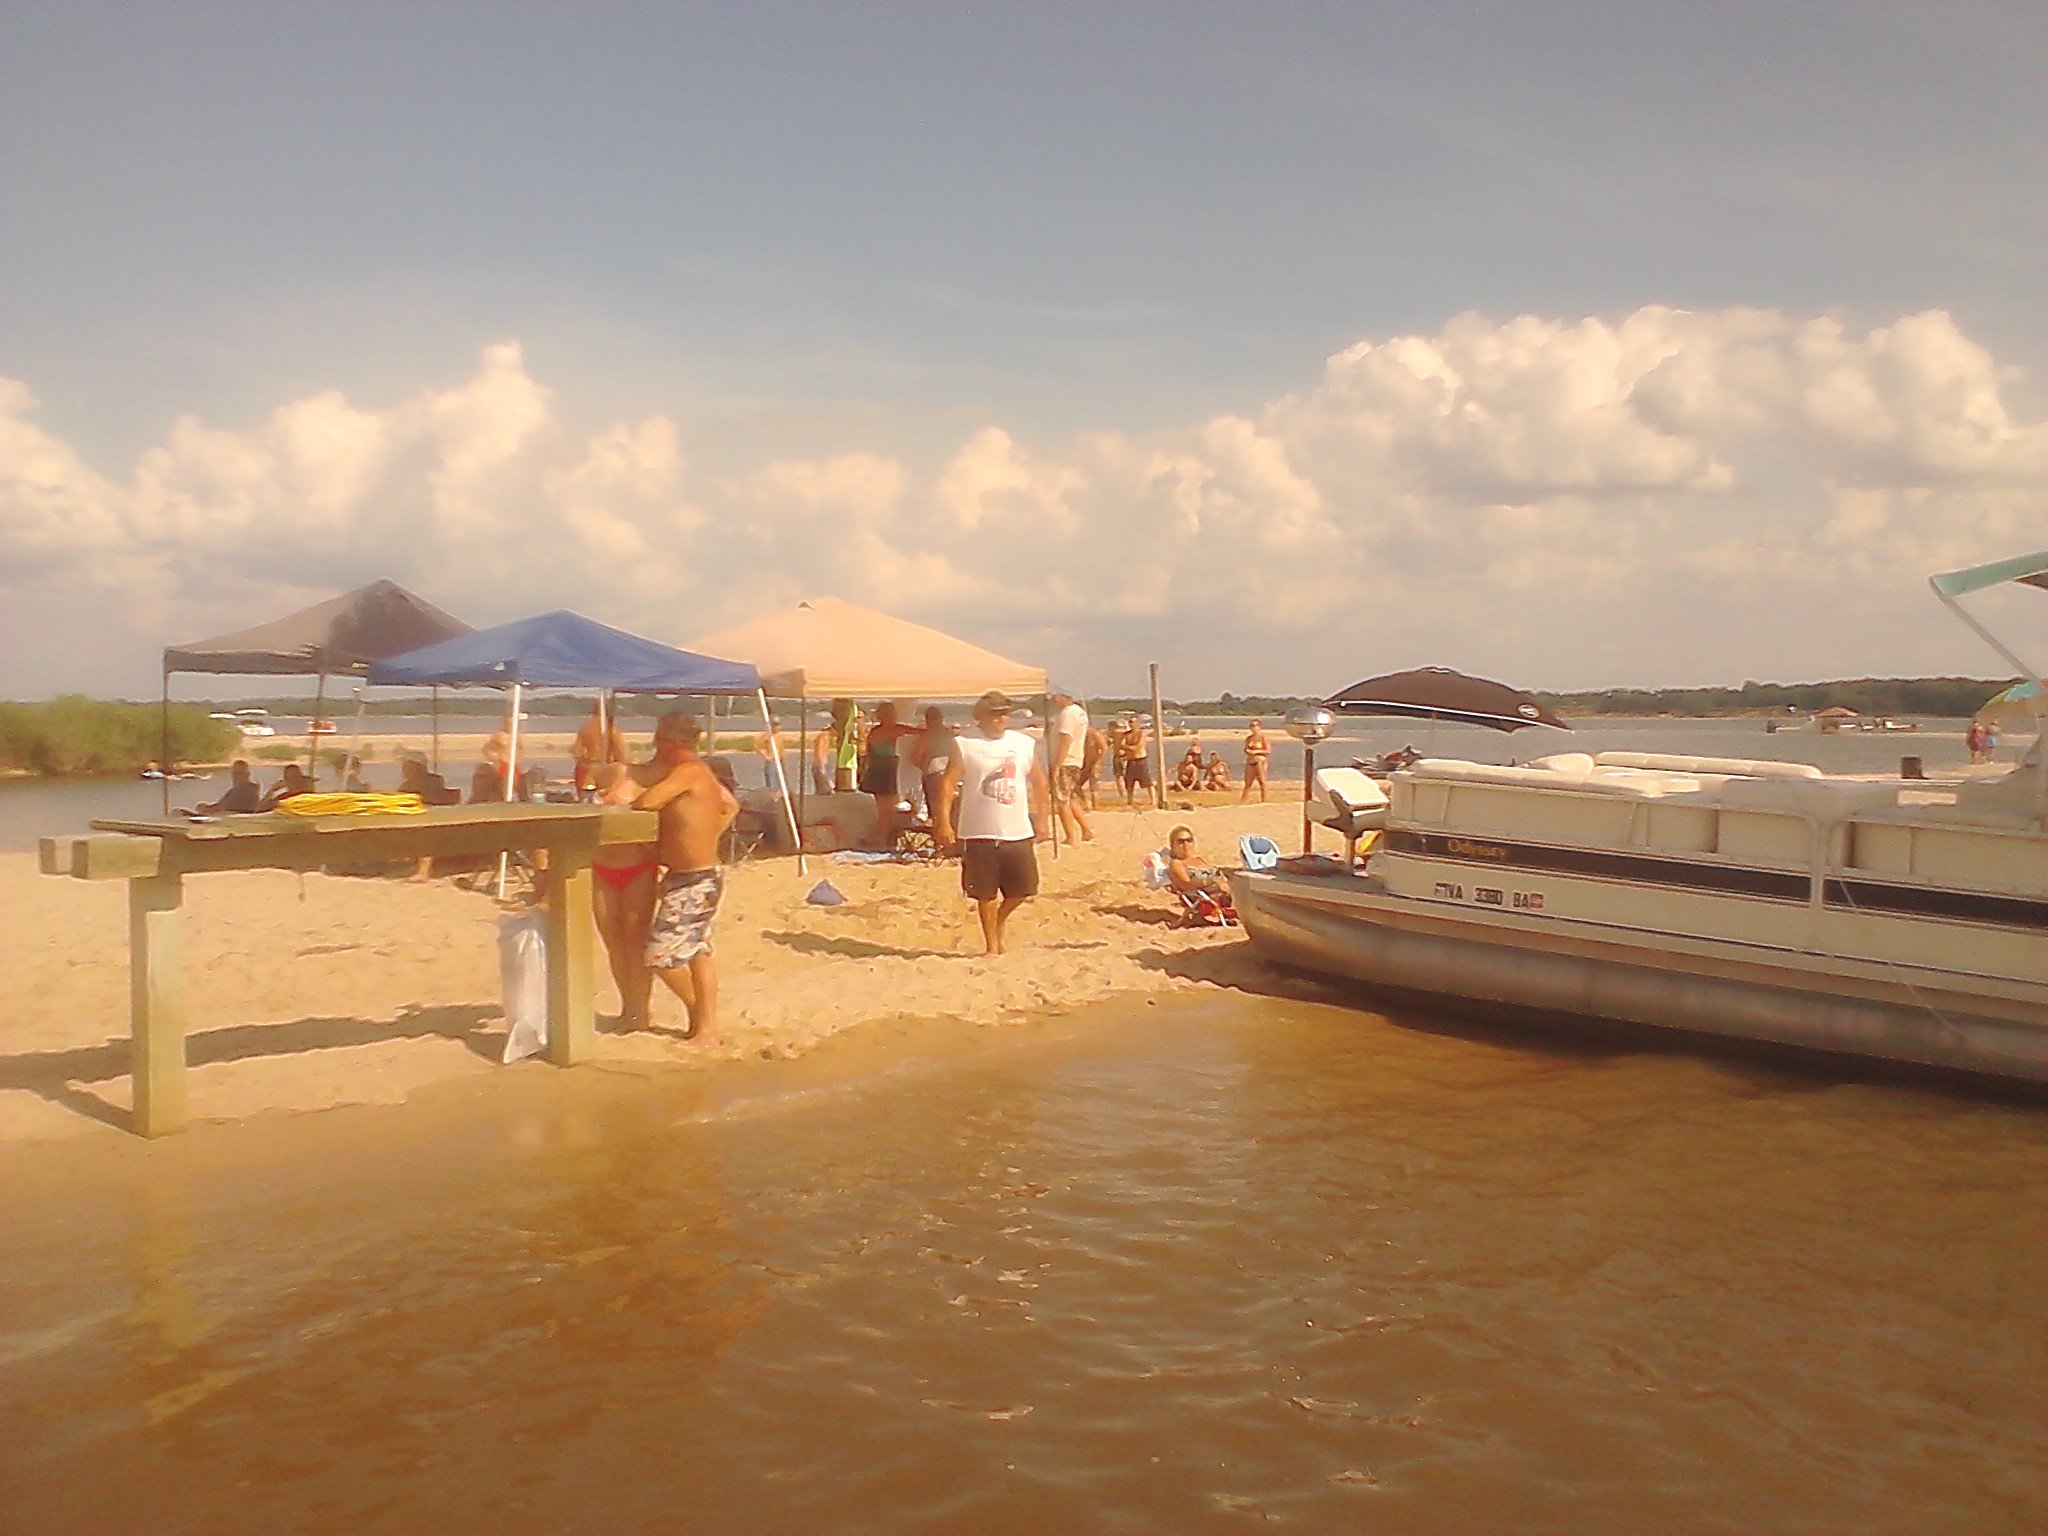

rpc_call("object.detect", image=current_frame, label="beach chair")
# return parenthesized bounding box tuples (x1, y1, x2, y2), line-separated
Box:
(1312, 767, 1389, 869)
(1141, 849, 1236, 926)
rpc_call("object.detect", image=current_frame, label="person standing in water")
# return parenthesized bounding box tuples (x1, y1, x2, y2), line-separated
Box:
(936, 692, 1047, 956)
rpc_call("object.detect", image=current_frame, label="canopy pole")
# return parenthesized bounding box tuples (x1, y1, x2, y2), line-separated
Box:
(758, 688, 806, 876)
(159, 668, 172, 815)
(797, 694, 808, 859)
(1149, 663, 1167, 811)
(308, 671, 327, 785)
(1931, 584, 2044, 687)
(497, 681, 523, 899)
(431, 685, 441, 772)
(1041, 694, 1059, 860)
(347, 681, 369, 786)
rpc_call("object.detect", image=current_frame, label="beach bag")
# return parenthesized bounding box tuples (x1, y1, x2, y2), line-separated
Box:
(498, 911, 548, 1064)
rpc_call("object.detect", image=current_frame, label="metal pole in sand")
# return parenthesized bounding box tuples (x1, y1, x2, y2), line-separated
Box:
(308, 670, 327, 785)
(496, 680, 523, 899)
(1149, 664, 1167, 811)
(758, 687, 806, 876)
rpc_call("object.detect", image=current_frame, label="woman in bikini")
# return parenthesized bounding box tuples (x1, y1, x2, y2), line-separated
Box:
(591, 764, 660, 1030)
(1240, 719, 1271, 803)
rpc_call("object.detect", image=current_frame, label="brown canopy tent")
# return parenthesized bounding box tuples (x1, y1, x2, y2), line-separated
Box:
(688, 596, 1049, 849)
(159, 580, 473, 810)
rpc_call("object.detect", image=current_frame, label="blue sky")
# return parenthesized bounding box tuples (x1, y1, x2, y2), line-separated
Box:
(3, 3, 2045, 696)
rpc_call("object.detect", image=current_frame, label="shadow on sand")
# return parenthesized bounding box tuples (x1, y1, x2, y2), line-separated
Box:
(0, 1002, 504, 1131)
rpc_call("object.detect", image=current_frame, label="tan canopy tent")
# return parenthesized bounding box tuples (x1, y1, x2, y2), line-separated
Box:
(688, 596, 1046, 699)
(689, 596, 1050, 852)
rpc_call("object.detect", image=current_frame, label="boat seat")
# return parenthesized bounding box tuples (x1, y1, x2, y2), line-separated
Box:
(1595, 750, 1822, 780)
(1712, 777, 1902, 816)
(1313, 768, 1387, 868)
(1314, 767, 1388, 825)
(1405, 758, 1704, 798)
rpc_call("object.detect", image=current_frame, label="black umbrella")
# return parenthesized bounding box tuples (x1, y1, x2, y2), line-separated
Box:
(1324, 667, 1569, 733)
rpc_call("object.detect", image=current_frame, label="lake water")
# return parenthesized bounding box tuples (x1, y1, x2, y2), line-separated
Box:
(0, 716, 1988, 853)
(3, 992, 2042, 1533)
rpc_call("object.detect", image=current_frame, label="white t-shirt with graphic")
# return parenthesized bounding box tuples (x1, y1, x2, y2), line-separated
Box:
(953, 728, 1037, 842)
(1052, 702, 1088, 769)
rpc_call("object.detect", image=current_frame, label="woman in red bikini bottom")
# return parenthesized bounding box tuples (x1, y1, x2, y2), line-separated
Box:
(591, 767, 659, 1029)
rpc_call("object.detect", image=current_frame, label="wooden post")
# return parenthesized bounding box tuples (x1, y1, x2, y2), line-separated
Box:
(1149, 663, 1167, 810)
(542, 853, 596, 1066)
(129, 873, 188, 1136)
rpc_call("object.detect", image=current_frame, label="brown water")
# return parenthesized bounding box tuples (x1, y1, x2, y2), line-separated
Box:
(4, 992, 2044, 1534)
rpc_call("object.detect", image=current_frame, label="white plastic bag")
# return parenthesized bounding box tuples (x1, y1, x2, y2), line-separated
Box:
(498, 911, 549, 1064)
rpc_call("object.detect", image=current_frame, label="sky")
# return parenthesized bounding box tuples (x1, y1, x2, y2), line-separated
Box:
(3, 1, 2046, 701)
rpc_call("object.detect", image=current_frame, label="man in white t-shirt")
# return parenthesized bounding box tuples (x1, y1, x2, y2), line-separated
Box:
(1048, 685, 1094, 845)
(936, 690, 1048, 955)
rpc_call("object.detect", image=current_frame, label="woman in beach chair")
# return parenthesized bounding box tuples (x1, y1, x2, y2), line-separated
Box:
(1162, 825, 1238, 925)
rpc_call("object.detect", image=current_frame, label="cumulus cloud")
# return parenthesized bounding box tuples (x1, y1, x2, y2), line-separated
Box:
(3, 310, 2044, 696)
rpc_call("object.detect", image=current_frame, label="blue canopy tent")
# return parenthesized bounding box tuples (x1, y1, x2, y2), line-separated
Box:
(369, 610, 802, 866)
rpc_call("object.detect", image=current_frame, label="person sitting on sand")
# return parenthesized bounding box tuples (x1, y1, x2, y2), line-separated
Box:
(1174, 738, 1204, 791)
(1166, 824, 1238, 922)
(1202, 752, 1232, 791)
(400, 757, 461, 806)
(261, 763, 314, 809)
(197, 759, 262, 814)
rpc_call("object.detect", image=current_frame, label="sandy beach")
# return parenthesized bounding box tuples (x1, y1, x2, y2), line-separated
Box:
(1, 797, 1306, 1143)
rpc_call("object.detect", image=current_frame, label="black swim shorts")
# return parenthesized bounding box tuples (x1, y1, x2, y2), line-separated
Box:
(960, 837, 1038, 901)
(1119, 757, 1152, 788)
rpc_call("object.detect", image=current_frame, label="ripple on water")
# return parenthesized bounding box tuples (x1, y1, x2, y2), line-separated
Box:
(2, 992, 2044, 1533)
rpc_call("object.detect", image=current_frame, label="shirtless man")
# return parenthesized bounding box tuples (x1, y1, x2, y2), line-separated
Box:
(572, 703, 627, 792)
(1116, 714, 1152, 806)
(635, 713, 738, 1044)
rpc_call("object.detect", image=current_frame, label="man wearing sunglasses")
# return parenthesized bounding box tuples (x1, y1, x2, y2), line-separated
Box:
(936, 690, 1048, 955)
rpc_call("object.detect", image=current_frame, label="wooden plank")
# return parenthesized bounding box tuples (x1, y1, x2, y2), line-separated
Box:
(128, 874, 188, 1138)
(38, 837, 77, 875)
(70, 835, 166, 881)
(542, 854, 597, 1067)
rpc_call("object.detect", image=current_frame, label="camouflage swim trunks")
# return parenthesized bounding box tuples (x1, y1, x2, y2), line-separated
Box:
(645, 867, 724, 970)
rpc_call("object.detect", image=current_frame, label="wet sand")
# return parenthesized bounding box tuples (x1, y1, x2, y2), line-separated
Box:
(1, 796, 1302, 1141)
